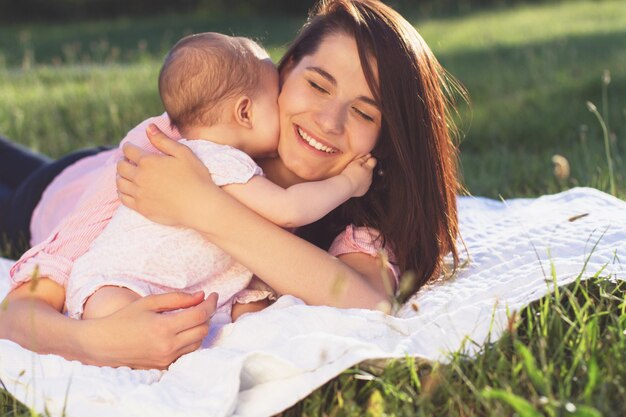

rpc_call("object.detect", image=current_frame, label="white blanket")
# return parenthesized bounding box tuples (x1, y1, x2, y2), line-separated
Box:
(0, 187, 624, 417)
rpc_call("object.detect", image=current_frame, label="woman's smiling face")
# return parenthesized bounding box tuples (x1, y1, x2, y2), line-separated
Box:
(276, 32, 381, 182)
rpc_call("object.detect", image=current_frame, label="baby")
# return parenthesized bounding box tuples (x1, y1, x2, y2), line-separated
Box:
(66, 33, 375, 320)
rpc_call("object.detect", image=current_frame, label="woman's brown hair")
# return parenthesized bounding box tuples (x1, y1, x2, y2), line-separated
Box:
(281, 0, 463, 301)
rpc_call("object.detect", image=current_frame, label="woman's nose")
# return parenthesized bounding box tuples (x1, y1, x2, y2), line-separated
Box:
(313, 101, 346, 135)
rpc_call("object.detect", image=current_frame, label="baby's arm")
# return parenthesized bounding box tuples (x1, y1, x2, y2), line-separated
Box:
(223, 155, 377, 228)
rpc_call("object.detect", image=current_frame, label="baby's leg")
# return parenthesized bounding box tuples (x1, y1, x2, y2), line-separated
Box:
(82, 286, 141, 319)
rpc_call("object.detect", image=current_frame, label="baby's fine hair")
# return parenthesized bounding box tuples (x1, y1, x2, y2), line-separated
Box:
(159, 32, 270, 129)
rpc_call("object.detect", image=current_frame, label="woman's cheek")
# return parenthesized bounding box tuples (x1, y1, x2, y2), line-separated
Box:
(357, 123, 381, 155)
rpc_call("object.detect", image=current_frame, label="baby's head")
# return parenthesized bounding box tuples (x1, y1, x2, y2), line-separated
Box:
(159, 32, 279, 156)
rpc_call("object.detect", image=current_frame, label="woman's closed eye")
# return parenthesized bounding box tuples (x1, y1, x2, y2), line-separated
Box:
(307, 80, 329, 94)
(307, 77, 376, 122)
(352, 106, 375, 122)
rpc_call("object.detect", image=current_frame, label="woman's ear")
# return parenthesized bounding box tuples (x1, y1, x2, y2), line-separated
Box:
(234, 96, 254, 129)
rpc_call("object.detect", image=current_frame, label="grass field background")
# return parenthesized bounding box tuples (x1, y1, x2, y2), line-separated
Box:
(0, 0, 624, 198)
(1, 0, 625, 415)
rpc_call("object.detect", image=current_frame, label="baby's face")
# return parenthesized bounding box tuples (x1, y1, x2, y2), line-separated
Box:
(248, 62, 280, 157)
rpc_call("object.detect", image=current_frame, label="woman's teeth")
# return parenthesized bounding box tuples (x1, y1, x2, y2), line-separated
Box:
(297, 127, 337, 154)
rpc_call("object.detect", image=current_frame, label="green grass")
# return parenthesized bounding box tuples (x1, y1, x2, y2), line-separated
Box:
(415, 0, 626, 198)
(0, 12, 302, 67)
(0, 1, 624, 197)
(1, 0, 625, 415)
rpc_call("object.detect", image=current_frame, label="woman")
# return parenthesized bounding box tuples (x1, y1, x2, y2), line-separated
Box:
(0, 0, 461, 369)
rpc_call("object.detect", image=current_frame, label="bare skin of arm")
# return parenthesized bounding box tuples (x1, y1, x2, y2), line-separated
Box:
(117, 127, 395, 312)
(336, 252, 397, 297)
(0, 278, 218, 369)
(222, 154, 375, 229)
(230, 252, 396, 321)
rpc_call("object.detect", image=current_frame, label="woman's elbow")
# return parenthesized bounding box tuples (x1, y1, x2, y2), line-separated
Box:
(368, 294, 393, 314)
(339, 286, 392, 313)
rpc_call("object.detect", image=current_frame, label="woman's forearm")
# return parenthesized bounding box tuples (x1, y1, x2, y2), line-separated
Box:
(184, 186, 390, 311)
(0, 281, 92, 363)
(0, 279, 215, 369)
(1, 299, 94, 359)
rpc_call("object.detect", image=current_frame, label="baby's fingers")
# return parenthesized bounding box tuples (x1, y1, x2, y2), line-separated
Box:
(353, 153, 374, 166)
(364, 156, 377, 170)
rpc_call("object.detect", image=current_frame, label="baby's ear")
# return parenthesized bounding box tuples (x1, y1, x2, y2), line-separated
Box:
(234, 96, 253, 129)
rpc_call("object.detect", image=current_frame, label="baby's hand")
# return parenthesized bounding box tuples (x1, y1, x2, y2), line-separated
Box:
(340, 154, 377, 197)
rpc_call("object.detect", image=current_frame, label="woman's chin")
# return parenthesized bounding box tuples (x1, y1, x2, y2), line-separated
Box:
(277, 143, 341, 182)
(288, 161, 333, 182)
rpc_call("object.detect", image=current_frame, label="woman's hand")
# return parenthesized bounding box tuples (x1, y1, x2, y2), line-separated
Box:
(116, 124, 217, 228)
(83, 291, 218, 369)
(1, 278, 218, 370)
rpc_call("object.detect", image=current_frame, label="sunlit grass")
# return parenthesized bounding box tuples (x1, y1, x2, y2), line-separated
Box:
(0, 63, 160, 156)
(417, 0, 626, 53)
(1, 2, 624, 195)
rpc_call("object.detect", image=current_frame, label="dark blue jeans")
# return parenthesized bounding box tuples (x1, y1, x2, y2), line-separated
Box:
(0, 135, 109, 254)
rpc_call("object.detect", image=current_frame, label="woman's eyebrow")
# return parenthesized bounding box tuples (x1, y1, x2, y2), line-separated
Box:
(306, 66, 336, 86)
(357, 95, 379, 109)
(306, 66, 379, 109)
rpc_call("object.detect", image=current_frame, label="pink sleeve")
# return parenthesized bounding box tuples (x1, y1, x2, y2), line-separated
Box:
(232, 276, 279, 305)
(328, 225, 400, 286)
(10, 158, 120, 289)
(118, 113, 180, 151)
(9, 113, 180, 289)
